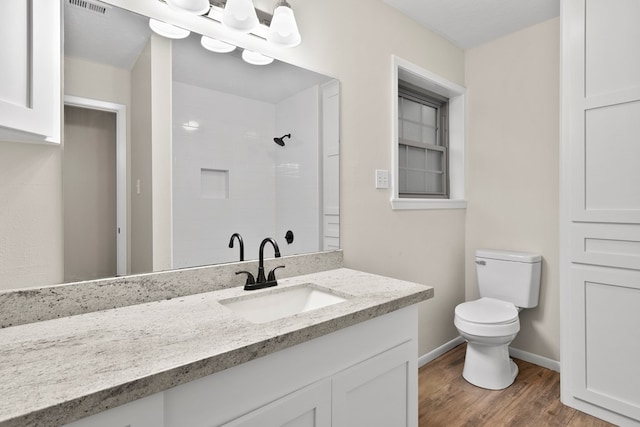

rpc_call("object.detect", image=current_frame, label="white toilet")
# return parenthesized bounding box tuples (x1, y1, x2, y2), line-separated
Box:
(454, 249, 541, 390)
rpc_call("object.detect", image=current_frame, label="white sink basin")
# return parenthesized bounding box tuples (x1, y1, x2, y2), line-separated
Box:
(219, 284, 348, 324)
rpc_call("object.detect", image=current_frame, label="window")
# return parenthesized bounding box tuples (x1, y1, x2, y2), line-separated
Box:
(398, 85, 449, 198)
(391, 56, 466, 210)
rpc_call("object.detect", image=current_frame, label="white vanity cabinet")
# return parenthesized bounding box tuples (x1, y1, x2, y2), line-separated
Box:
(0, 0, 61, 143)
(220, 339, 416, 427)
(164, 306, 418, 427)
(63, 306, 419, 427)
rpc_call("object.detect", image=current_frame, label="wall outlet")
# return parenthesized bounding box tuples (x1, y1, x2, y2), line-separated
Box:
(375, 169, 389, 189)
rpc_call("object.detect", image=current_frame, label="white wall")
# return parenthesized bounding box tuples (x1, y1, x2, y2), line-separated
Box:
(149, 34, 173, 273)
(465, 18, 560, 361)
(0, 142, 63, 290)
(275, 85, 320, 257)
(130, 35, 173, 274)
(131, 40, 154, 274)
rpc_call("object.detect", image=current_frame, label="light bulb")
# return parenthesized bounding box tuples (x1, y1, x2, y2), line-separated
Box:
(267, 3, 301, 47)
(241, 49, 274, 65)
(222, 0, 259, 33)
(149, 19, 190, 39)
(201, 36, 236, 53)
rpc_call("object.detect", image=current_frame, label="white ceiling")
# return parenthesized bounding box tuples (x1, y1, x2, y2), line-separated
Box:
(64, 1, 150, 70)
(383, 0, 560, 49)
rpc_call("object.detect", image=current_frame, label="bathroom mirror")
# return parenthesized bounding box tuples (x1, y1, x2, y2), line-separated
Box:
(62, 0, 340, 283)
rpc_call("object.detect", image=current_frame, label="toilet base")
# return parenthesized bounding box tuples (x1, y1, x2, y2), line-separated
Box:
(462, 340, 518, 390)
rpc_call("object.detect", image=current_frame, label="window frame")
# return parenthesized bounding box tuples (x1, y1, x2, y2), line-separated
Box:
(397, 86, 449, 199)
(391, 56, 467, 210)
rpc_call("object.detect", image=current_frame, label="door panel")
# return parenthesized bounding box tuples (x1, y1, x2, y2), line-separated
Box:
(571, 267, 640, 420)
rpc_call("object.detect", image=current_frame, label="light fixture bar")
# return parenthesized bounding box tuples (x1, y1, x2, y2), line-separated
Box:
(155, 0, 301, 50)
(157, 0, 273, 27)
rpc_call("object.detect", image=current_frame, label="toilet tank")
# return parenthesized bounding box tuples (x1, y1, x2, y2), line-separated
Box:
(476, 249, 542, 308)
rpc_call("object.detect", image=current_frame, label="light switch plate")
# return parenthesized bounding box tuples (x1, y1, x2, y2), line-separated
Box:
(375, 169, 389, 189)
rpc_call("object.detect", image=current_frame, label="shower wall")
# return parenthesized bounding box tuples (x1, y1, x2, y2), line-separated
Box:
(172, 81, 320, 267)
(275, 86, 320, 257)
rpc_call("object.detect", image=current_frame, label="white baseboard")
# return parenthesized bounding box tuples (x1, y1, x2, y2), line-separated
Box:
(417, 337, 560, 373)
(509, 347, 560, 372)
(418, 336, 465, 368)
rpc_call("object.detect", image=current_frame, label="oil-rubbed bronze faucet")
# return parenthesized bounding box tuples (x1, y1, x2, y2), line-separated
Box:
(236, 237, 285, 291)
(228, 233, 244, 261)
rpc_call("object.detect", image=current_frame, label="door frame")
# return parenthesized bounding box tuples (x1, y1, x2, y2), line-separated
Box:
(64, 95, 128, 276)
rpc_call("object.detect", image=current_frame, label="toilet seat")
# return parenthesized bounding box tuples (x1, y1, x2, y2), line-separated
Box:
(456, 297, 518, 324)
(455, 297, 520, 337)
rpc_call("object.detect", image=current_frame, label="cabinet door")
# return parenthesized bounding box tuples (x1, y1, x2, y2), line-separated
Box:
(0, 0, 61, 143)
(570, 266, 640, 421)
(222, 379, 331, 427)
(63, 393, 164, 427)
(332, 341, 417, 427)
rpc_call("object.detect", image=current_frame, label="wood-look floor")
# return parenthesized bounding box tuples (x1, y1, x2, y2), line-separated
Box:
(418, 344, 615, 427)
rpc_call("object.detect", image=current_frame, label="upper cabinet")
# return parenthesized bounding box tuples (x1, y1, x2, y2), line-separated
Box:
(0, 0, 61, 144)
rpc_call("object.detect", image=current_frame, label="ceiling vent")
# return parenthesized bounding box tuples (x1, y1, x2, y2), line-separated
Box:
(67, 0, 108, 15)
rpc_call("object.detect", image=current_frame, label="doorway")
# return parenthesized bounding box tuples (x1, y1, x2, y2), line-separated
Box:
(63, 97, 127, 281)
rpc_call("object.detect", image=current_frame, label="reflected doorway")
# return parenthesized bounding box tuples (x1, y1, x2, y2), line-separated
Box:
(63, 97, 127, 282)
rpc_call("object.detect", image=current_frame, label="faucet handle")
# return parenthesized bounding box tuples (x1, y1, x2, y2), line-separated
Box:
(267, 265, 285, 282)
(235, 270, 255, 285)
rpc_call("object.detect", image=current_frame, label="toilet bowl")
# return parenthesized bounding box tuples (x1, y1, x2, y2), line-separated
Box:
(454, 249, 541, 390)
(455, 297, 520, 390)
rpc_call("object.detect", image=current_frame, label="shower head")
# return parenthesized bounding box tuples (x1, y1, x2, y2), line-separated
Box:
(274, 133, 291, 146)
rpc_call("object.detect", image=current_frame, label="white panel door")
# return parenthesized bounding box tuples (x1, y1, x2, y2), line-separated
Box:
(562, 0, 640, 424)
(332, 341, 416, 427)
(0, 0, 61, 143)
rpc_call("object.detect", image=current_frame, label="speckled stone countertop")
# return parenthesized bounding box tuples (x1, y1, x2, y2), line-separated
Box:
(0, 251, 344, 328)
(0, 268, 433, 427)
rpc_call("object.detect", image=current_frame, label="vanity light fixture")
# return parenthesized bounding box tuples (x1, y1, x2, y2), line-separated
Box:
(267, 0, 301, 47)
(165, 0, 210, 15)
(201, 35, 236, 53)
(222, 0, 259, 33)
(149, 18, 191, 39)
(241, 49, 274, 65)
(153, 0, 302, 65)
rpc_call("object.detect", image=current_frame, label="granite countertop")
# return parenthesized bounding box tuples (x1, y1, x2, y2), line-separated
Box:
(0, 268, 433, 427)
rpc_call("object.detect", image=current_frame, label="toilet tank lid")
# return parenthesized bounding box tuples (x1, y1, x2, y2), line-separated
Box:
(476, 249, 541, 263)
